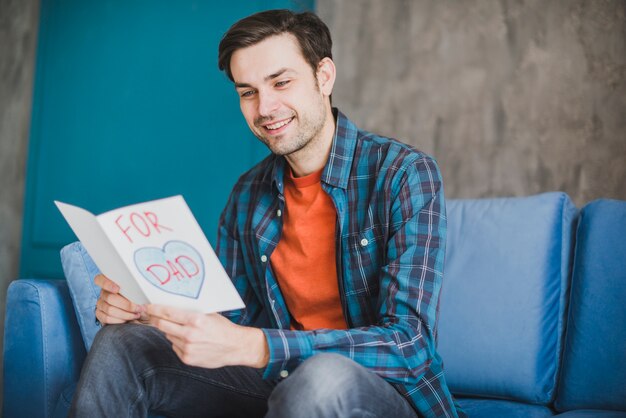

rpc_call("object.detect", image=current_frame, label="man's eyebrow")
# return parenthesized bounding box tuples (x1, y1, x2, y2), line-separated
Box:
(266, 68, 293, 80)
(234, 68, 296, 89)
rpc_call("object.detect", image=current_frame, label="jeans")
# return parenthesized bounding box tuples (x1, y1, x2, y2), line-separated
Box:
(70, 324, 419, 418)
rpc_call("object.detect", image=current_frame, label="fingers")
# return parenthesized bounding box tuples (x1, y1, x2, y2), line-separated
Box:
(165, 333, 201, 367)
(137, 311, 152, 325)
(149, 313, 187, 338)
(96, 288, 144, 325)
(94, 274, 120, 293)
(94, 272, 144, 326)
(97, 297, 141, 321)
(147, 304, 197, 325)
(96, 308, 128, 325)
(147, 306, 208, 343)
(170, 342, 190, 365)
(148, 310, 244, 369)
(166, 333, 184, 346)
(100, 289, 142, 314)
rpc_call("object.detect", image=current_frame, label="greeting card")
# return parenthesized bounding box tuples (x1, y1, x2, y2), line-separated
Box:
(55, 196, 244, 313)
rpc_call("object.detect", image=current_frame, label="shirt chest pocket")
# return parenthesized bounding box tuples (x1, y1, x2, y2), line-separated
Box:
(345, 226, 385, 297)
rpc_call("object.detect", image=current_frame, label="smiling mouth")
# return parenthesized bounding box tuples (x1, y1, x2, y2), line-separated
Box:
(263, 117, 294, 133)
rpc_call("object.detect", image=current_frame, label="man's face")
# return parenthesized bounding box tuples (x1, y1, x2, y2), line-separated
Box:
(230, 33, 331, 156)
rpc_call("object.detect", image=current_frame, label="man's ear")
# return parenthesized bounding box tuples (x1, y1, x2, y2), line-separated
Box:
(316, 57, 336, 96)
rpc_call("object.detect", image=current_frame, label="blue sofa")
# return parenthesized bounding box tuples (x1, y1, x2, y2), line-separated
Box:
(4, 192, 626, 417)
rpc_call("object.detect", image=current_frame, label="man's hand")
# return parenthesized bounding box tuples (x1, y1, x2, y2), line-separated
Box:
(95, 274, 146, 325)
(147, 305, 269, 369)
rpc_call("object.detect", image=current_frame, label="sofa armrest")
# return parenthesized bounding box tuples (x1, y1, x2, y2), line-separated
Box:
(3, 279, 86, 418)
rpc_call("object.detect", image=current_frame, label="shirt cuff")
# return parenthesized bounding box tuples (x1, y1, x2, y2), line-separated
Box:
(261, 328, 314, 380)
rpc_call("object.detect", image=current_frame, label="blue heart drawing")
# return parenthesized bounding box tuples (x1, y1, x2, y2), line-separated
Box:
(134, 240, 205, 299)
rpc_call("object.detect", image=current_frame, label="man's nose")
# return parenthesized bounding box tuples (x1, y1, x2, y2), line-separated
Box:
(257, 90, 280, 117)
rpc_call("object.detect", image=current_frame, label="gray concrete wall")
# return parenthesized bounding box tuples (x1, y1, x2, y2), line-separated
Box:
(318, 0, 626, 205)
(0, 0, 39, 407)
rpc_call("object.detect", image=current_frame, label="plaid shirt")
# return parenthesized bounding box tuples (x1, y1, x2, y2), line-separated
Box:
(217, 109, 464, 418)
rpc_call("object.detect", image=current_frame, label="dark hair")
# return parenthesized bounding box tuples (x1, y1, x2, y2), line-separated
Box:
(218, 9, 333, 81)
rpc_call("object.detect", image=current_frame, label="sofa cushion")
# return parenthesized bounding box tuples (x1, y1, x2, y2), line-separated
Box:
(555, 199, 626, 412)
(60, 241, 102, 350)
(456, 398, 554, 418)
(438, 192, 577, 404)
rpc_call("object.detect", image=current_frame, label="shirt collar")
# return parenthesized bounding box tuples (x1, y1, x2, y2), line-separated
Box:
(270, 107, 357, 193)
(322, 108, 357, 190)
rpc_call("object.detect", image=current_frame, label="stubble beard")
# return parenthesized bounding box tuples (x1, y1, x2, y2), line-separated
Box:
(255, 95, 327, 157)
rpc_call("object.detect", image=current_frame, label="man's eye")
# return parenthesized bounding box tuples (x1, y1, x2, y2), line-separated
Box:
(240, 90, 255, 98)
(275, 80, 290, 87)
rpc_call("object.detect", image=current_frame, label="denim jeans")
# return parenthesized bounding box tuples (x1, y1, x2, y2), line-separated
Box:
(69, 324, 419, 418)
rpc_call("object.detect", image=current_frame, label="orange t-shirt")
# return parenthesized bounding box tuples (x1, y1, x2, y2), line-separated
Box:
(270, 167, 347, 330)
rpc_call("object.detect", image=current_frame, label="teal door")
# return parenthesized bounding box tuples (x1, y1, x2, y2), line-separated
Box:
(20, 0, 314, 279)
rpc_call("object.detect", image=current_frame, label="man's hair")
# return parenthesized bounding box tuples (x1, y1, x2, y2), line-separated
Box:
(218, 9, 333, 82)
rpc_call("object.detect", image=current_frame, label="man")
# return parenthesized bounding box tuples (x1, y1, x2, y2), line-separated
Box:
(70, 9, 464, 418)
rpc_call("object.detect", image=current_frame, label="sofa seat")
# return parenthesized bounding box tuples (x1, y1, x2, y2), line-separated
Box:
(457, 398, 555, 418)
(554, 411, 626, 417)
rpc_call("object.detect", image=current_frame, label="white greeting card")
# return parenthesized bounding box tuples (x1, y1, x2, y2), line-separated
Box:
(55, 196, 244, 313)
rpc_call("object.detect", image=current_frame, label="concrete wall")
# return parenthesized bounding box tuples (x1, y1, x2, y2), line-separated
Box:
(0, 0, 39, 406)
(318, 0, 626, 205)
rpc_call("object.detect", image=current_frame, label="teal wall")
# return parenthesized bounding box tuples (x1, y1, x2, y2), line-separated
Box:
(20, 0, 314, 279)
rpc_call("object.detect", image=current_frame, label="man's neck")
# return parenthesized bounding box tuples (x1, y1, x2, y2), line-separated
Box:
(285, 107, 336, 178)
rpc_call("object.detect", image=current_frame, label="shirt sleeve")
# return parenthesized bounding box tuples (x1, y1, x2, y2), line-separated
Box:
(261, 155, 447, 386)
(216, 186, 264, 327)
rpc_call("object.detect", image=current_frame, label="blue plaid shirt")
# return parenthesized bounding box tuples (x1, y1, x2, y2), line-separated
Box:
(217, 110, 464, 418)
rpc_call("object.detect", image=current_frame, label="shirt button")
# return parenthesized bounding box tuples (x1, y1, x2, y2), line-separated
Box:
(261, 255, 268, 263)
(360, 238, 369, 247)
(277, 209, 282, 217)
(280, 370, 289, 378)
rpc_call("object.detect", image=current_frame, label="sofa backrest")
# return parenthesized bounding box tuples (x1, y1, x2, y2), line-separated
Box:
(438, 192, 578, 404)
(555, 199, 626, 413)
